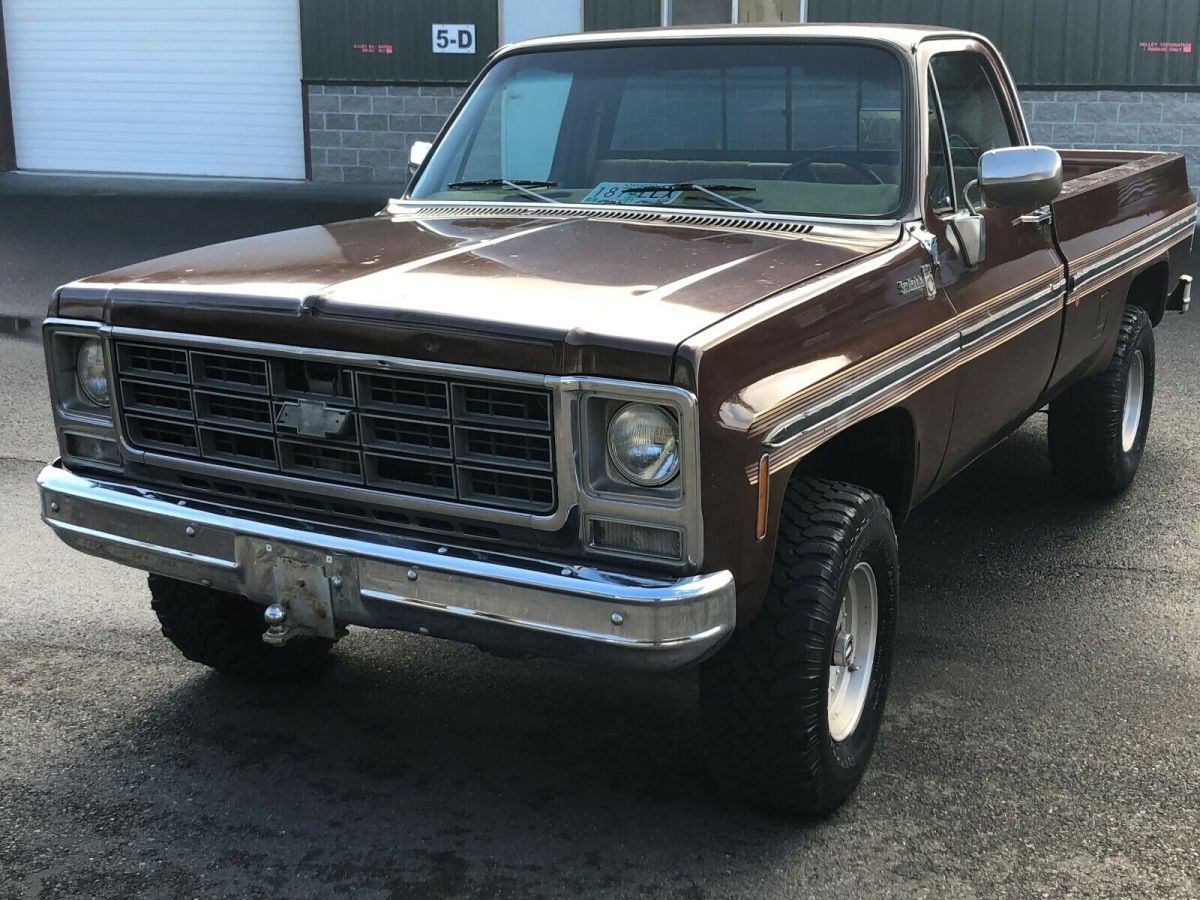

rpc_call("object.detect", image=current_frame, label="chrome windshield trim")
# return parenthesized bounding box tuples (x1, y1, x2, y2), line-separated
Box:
(384, 198, 904, 230)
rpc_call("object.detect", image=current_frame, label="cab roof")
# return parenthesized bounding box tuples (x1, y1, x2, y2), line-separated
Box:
(499, 23, 979, 56)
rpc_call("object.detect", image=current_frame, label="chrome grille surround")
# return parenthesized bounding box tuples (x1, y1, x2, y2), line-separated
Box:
(113, 335, 557, 517)
(48, 321, 704, 569)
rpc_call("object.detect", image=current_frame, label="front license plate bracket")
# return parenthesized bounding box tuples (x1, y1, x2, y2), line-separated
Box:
(236, 537, 358, 640)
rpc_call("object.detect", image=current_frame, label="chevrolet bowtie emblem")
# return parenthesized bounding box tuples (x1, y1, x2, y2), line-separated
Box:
(275, 398, 350, 438)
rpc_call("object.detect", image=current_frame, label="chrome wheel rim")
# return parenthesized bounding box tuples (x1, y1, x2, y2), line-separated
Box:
(828, 561, 879, 742)
(1121, 349, 1145, 453)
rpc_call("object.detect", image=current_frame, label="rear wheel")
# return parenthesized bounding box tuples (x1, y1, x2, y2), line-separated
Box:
(150, 575, 334, 680)
(700, 478, 898, 816)
(1048, 306, 1155, 497)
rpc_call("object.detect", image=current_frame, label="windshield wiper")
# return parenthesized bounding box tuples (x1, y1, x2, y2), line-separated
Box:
(446, 179, 561, 204)
(618, 183, 759, 214)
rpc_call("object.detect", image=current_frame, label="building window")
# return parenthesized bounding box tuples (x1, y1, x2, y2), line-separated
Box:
(736, 1, 804, 23)
(663, 0, 805, 25)
(666, 0, 733, 25)
(585, 0, 806, 31)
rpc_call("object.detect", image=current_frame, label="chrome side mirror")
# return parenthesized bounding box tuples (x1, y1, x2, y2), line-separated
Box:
(408, 140, 432, 179)
(950, 210, 985, 268)
(978, 145, 1063, 209)
(947, 178, 986, 268)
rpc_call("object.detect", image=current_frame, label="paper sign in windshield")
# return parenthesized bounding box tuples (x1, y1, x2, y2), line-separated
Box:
(582, 183, 681, 206)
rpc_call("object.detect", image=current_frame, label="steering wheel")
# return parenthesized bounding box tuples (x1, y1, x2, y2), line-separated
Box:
(780, 155, 884, 186)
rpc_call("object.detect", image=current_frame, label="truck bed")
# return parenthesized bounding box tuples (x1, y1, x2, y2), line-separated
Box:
(1052, 149, 1195, 310)
(1040, 148, 1195, 393)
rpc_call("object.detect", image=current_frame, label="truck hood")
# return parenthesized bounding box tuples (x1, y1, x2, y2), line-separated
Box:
(66, 208, 899, 381)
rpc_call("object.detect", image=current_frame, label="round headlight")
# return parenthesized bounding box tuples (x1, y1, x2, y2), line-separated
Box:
(607, 403, 680, 486)
(76, 339, 110, 407)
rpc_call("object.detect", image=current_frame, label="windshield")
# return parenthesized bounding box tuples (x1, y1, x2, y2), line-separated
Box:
(410, 42, 908, 219)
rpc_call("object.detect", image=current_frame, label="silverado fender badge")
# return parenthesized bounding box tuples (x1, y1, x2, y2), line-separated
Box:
(276, 398, 350, 438)
(897, 264, 937, 300)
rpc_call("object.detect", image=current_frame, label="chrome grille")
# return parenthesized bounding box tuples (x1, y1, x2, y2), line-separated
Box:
(114, 340, 556, 514)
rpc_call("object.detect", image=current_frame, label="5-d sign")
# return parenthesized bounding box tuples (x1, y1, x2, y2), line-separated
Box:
(432, 24, 476, 54)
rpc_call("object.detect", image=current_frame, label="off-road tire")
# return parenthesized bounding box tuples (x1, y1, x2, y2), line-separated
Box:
(149, 575, 334, 680)
(1048, 306, 1155, 497)
(700, 478, 898, 817)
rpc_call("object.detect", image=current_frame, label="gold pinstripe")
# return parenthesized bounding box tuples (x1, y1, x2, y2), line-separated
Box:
(748, 268, 1063, 439)
(1068, 205, 1196, 274)
(746, 295, 1063, 481)
(742, 207, 1196, 485)
(1067, 211, 1197, 305)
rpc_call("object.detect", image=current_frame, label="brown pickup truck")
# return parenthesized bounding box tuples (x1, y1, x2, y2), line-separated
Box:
(38, 25, 1194, 816)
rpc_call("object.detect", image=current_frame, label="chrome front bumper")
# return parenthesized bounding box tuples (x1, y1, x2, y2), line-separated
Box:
(37, 463, 736, 670)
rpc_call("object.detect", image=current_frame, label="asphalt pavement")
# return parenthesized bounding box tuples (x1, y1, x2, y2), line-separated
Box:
(0, 175, 1197, 899)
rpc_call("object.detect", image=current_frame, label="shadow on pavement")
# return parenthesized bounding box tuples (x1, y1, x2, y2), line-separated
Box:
(24, 417, 1174, 897)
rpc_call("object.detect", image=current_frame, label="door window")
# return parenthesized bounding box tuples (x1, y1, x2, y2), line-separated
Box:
(929, 53, 1016, 209)
(927, 84, 955, 215)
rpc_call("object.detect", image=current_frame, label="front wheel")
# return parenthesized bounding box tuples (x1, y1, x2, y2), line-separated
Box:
(700, 477, 898, 817)
(1048, 306, 1155, 497)
(150, 575, 335, 680)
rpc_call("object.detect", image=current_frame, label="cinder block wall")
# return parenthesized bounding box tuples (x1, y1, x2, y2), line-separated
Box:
(307, 85, 465, 185)
(1021, 89, 1200, 194)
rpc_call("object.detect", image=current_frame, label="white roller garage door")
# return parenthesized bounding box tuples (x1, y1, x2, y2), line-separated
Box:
(5, 0, 305, 179)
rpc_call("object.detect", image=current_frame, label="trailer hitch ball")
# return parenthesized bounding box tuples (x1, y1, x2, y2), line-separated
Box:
(262, 603, 290, 646)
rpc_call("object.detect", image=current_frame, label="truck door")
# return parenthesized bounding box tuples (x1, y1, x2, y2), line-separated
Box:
(923, 42, 1067, 482)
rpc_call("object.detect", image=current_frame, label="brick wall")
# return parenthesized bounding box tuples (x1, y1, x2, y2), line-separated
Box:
(307, 84, 465, 185)
(1021, 89, 1200, 195)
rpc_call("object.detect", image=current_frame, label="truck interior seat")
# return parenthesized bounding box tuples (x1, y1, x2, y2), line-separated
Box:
(593, 159, 790, 183)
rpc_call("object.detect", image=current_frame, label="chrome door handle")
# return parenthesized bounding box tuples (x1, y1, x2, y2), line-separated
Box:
(1015, 205, 1052, 227)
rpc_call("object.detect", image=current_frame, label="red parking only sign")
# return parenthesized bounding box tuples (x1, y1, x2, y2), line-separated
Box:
(1138, 40, 1193, 53)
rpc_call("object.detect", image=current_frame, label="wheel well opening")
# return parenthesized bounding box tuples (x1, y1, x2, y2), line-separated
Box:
(789, 408, 915, 524)
(1127, 260, 1170, 326)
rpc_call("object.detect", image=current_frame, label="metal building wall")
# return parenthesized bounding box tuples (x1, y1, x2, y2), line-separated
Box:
(0, 0, 15, 170)
(585, 0, 660, 30)
(809, 0, 1200, 89)
(299, 0, 499, 84)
